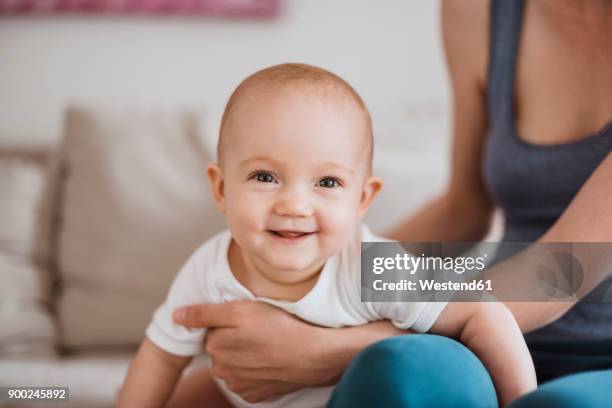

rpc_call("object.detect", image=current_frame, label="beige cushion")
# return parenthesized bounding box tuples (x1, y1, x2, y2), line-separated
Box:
(0, 154, 56, 356)
(57, 105, 225, 348)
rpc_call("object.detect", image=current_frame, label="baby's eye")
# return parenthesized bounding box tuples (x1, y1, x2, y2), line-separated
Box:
(318, 177, 341, 188)
(252, 172, 277, 183)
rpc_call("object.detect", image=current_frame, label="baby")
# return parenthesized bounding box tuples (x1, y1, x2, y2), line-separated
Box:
(119, 63, 536, 407)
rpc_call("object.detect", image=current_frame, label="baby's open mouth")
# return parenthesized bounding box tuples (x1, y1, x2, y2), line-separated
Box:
(268, 230, 315, 239)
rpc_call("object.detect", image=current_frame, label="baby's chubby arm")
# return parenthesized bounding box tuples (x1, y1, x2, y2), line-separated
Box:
(118, 338, 192, 408)
(429, 302, 536, 407)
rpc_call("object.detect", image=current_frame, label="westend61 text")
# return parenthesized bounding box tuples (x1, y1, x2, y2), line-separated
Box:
(372, 279, 493, 292)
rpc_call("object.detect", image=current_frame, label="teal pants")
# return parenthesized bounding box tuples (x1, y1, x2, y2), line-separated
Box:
(327, 335, 612, 408)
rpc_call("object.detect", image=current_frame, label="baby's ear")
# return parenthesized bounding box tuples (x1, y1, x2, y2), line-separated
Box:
(357, 175, 383, 219)
(207, 163, 225, 212)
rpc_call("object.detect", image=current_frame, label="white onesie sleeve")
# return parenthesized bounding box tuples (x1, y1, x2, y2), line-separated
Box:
(373, 300, 448, 333)
(359, 225, 448, 333)
(145, 246, 210, 356)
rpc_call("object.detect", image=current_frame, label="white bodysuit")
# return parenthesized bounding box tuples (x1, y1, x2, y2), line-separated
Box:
(146, 224, 447, 408)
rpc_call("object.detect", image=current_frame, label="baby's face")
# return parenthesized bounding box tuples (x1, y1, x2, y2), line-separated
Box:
(209, 84, 380, 282)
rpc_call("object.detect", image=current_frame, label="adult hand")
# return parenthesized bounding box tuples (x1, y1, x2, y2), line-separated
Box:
(173, 300, 403, 402)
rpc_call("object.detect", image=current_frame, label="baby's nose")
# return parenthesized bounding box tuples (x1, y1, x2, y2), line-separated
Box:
(273, 193, 313, 218)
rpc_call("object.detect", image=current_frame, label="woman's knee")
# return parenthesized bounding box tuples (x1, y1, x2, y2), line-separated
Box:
(328, 334, 497, 408)
(509, 370, 612, 408)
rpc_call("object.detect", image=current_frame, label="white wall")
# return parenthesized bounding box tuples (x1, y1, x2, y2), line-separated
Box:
(0, 0, 452, 231)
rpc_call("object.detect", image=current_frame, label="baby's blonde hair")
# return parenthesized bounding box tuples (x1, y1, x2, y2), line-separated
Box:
(217, 63, 373, 173)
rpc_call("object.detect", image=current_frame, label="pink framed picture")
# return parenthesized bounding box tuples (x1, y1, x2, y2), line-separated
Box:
(0, 0, 280, 16)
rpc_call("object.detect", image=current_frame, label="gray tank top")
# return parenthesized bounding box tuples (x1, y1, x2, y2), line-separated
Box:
(483, 0, 612, 342)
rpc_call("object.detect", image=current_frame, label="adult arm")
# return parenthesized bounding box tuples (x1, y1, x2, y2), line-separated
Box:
(173, 301, 404, 402)
(387, 0, 493, 243)
(497, 154, 612, 333)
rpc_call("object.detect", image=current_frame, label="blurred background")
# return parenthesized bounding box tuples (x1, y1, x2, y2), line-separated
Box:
(0, 1, 451, 406)
(0, 1, 450, 159)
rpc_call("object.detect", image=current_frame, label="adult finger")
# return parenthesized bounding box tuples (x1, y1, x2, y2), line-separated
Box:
(173, 301, 243, 328)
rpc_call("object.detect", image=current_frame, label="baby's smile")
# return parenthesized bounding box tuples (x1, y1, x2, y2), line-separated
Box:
(266, 229, 318, 245)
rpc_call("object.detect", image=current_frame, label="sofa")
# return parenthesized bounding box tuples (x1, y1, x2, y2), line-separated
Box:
(0, 104, 449, 407)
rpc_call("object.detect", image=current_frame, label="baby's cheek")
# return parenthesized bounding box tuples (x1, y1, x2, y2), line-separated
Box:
(224, 200, 262, 236)
(318, 206, 359, 251)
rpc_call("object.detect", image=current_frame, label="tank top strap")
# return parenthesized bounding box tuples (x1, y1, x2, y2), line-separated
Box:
(487, 0, 525, 132)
